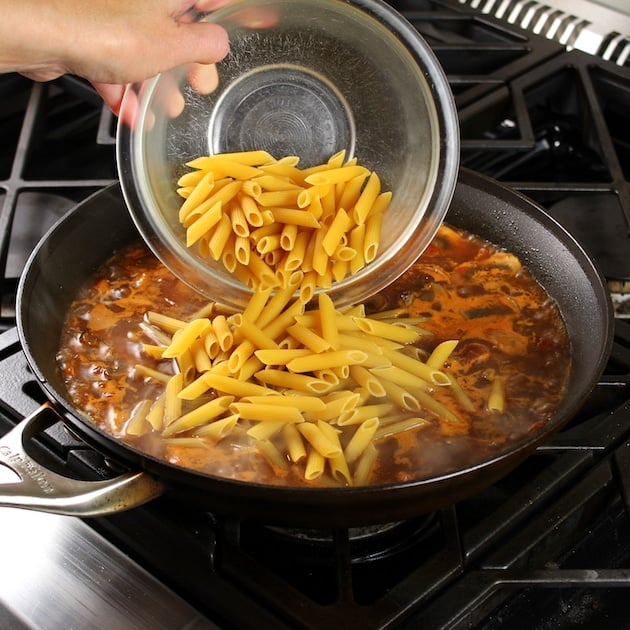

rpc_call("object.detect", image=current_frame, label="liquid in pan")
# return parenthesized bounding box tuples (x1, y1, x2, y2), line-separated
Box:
(56, 222, 571, 487)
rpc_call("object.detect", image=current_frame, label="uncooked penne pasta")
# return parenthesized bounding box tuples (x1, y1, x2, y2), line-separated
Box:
(344, 418, 379, 463)
(487, 377, 505, 412)
(230, 401, 304, 423)
(426, 339, 459, 369)
(162, 395, 233, 437)
(353, 171, 381, 225)
(304, 448, 325, 480)
(283, 423, 307, 463)
(254, 369, 330, 394)
(191, 414, 239, 442)
(125, 399, 153, 436)
(176, 150, 391, 294)
(297, 422, 342, 458)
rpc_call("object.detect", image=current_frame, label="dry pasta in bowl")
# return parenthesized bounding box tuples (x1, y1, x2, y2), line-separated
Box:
(176, 150, 390, 303)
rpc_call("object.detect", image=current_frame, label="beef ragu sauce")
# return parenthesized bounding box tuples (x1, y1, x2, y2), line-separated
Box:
(57, 224, 571, 487)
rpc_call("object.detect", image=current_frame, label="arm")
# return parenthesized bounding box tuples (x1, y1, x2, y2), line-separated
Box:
(0, 0, 230, 114)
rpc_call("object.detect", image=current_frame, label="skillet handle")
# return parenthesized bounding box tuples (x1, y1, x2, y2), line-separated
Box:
(0, 403, 164, 516)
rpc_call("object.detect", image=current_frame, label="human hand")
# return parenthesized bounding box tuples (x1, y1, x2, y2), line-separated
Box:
(2, 0, 231, 117)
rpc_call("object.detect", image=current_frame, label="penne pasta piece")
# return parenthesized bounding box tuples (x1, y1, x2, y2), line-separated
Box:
(256, 189, 301, 207)
(175, 349, 195, 384)
(344, 417, 379, 464)
(353, 317, 423, 344)
(238, 192, 264, 226)
(186, 150, 274, 169)
(186, 201, 223, 246)
(162, 437, 208, 449)
(238, 356, 264, 382)
(230, 401, 304, 423)
(322, 208, 351, 257)
(207, 213, 233, 260)
(253, 174, 302, 191)
(146, 393, 166, 431)
(254, 348, 312, 366)
(303, 391, 361, 423)
(283, 231, 310, 271)
(125, 399, 153, 436)
(161, 395, 234, 437)
(374, 417, 431, 441)
(318, 293, 339, 350)
(426, 340, 459, 369)
(134, 365, 171, 384)
(211, 315, 234, 352)
(304, 448, 325, 480)
(283, 423, 307, 463)
(353, 443, 378, 485)
(162, 374, 184, 428)
(349, 224, 365, 274)
(177, 171, 214, 220)
(286, 349, 367, 373)
(238, 316, 279, 350)
(377, 379, 421, 411)
(304, 165, 369, 185)
(447, 375, 476, 411)
(297, 422, 342, 458)
(338, 402, 395, 426)
(254, 369, 330, 394)
(353, 171, 381, 225)
(191, 339, 212, 373)
(240, 394, 326, 413)
(257, 440, 290, 470)
(202, 373, 271, 398)
(364, 209, 384, 263)
(146, 311, 187, 334)
(286, 323, 330, 354)
(280, 222, 298, 251)
(193, 414, 239, 441)
(142, 343, 165, 360)
(349, 365, 387, 397)
(487, 377, 505, 412)
(241, 286, 272, 324)
(270, 207, 321, 228)
(413, 389, 464, 424)
(369, 365, 431, 392)
(229, 205, 250, 237)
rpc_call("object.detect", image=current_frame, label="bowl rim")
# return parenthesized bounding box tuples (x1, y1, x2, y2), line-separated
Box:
(116, 0, 460, 307)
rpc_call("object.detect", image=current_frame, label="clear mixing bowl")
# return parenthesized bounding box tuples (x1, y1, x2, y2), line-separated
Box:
(116, 0, 459, 308)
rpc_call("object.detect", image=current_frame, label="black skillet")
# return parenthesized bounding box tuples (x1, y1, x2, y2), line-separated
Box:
(1, 169, 613, 526)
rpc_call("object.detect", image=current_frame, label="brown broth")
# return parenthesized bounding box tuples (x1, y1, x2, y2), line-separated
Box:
(57, 224, 571, 487)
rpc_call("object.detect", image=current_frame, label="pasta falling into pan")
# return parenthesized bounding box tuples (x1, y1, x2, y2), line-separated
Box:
(57, 151, 571, 488)
(133, 288, 464, 486)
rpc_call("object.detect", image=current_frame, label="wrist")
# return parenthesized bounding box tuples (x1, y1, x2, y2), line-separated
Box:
(0, 0, 71, 78)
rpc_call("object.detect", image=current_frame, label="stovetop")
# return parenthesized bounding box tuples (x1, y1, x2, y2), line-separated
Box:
(1, 2, 630, 629)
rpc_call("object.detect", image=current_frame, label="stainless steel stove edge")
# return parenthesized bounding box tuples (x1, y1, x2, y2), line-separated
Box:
(457, 0, 630, 65)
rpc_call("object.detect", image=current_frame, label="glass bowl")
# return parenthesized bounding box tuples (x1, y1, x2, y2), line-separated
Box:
(116, 0, 459, 308)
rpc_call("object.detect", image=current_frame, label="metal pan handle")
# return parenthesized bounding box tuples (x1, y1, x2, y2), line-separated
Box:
(0, 403, 164, 516)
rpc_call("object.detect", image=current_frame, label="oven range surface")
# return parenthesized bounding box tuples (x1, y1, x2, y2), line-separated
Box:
(1, 2, 630, 628)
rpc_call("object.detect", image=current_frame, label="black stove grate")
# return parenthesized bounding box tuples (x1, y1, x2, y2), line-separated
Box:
(458, 49, 630, 287)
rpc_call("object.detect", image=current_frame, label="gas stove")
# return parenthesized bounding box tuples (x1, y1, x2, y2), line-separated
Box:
(1, 2, 630, 629)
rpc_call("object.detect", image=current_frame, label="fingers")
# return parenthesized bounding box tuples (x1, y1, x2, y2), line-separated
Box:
(92, 82, 127, 117)
(172, 21, 229, 66)
(187, 62, 219, 95)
